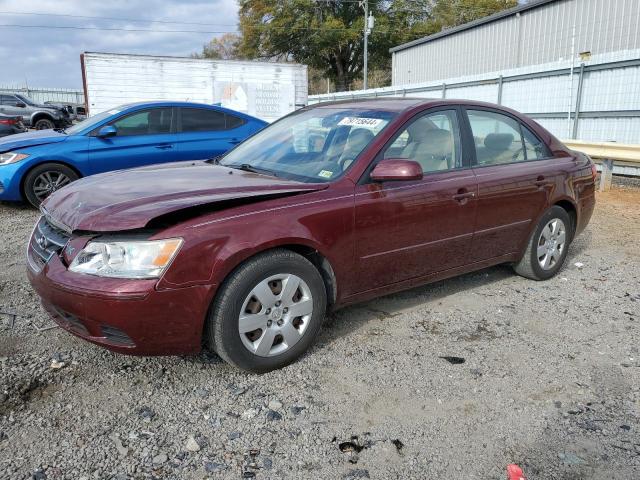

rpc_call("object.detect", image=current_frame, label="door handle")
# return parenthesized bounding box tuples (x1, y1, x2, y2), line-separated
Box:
(534, 175, 547, 187)
(229, 138, 242, 145)
(452, 190, 476, 204)
(155, 144, 173, 150)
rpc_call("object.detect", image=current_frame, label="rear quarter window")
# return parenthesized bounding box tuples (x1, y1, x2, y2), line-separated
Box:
(522, 125, 552, 159)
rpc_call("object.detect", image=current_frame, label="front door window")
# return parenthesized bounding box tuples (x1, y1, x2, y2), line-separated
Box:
(111, 108, 173, 136)
(384, 110, 462, 172)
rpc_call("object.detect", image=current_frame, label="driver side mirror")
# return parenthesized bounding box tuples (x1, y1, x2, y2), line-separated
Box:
(97, 125, 117, 138)
(15, 102, 26, 108)
(370, 159, 423, 182)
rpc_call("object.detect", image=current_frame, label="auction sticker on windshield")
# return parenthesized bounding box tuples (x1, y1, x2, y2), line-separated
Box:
(338, 117, 383, 128)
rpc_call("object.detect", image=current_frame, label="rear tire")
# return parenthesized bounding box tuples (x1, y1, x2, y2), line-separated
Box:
(34, 118, 55, 130)
(23, 163, 78, 207)
(514, 206, 572, 280)
(206, 249, 327, 373)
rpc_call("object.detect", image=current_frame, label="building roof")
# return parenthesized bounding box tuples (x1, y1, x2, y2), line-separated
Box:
(390, 0, 562, 54)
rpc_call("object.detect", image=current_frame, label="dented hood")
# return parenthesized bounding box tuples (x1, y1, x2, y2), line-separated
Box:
(42, 161, 328, 232)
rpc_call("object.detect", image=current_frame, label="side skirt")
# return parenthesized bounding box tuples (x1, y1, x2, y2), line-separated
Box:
(336, 252, 518, 309)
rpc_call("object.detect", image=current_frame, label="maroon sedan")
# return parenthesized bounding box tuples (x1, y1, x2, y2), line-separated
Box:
(27, 99, 596, 372)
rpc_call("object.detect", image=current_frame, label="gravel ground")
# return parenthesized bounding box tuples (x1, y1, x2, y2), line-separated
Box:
(1, 187, 639, 480)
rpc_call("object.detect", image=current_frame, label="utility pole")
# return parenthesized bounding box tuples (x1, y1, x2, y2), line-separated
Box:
(360, 1, 374, 90)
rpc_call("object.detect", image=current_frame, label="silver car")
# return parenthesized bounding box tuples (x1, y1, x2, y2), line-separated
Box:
(0, 93, 70, 130)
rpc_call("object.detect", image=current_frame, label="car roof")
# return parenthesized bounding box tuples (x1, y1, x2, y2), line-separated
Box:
(310, 97, 525, 116)
(116, 101, 267, 122)
(312, 97, 427, 112)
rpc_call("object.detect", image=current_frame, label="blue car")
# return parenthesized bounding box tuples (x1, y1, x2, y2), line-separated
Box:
(0, 101, 267, 206)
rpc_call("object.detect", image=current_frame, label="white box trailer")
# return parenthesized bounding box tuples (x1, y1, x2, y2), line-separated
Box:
(80, 52, 308, 122)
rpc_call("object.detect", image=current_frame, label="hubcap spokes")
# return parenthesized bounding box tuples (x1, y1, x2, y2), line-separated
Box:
(239, 274, 313, 357)
(33, 172, 70, 201)
(536, 218, 566, 270)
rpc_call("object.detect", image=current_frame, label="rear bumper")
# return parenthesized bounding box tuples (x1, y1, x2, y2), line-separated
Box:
(27, 255, 212, 356)
(0, 126, 27, 137)
(576, 191, 596, 237)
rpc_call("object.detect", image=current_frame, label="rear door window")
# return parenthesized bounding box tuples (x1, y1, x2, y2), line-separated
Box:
(467, 110, 526, 165)
(180, 108, 244, 132)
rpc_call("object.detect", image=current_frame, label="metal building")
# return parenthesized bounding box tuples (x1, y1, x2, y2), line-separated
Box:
(391, 0, 640, 85)
(310, 0, 640, 147)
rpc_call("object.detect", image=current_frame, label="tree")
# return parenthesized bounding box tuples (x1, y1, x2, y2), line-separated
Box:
(431, 0, 518, 29)
(195, 33, 243, 60)
(233, 0, 517, 91)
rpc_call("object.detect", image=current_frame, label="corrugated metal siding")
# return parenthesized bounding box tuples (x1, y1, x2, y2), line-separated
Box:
(445, 83, 498, 103)
(393, 0, 640, 85)
(310, 51, 640, 144)
(580, 67, 640, 111)
(500, 74, 579, 114)
(576, 117, 640, 144)
(83, 53, 307, 122)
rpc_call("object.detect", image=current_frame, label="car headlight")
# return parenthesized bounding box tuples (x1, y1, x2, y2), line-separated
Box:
(68, 238, 183, 279)
(0, 152, 29, 165)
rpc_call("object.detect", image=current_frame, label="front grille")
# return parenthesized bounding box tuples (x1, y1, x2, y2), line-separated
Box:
(28, 216, 71, 270)
(101, 325, 135, 347)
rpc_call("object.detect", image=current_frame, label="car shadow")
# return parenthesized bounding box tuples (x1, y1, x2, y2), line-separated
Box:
(0, 200, 31, 210)
(316, 228, 593, 350)
(317, 263, 516, 349)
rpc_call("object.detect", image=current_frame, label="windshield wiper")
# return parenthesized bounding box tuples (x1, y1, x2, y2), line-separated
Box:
(53, 128, 67, 134)
(229, 163, 278, 177)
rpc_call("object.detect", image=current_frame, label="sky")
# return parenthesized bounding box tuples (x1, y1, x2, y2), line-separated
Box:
(0, 0, 239, 89)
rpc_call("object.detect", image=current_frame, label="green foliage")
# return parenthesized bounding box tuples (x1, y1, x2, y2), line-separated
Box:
(208, 0, 519, 90)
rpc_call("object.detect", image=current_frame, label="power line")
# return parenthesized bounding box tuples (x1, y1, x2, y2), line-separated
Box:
(0, 10, 238, 27)
(0, 24, 238, 34)
(0, 3, 523, 36)
(0, 22, 420, 35)
(0, 3, 516, 28)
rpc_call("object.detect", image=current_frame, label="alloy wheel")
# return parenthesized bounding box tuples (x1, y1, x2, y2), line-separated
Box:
(32, 171, 71, 201)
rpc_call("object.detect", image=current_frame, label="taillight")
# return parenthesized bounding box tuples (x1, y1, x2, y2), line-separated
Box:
(591, 162, 598, 179)
(0, 118, 16, 125)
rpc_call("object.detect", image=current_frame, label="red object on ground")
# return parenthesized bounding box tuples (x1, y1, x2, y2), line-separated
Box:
(507, 464, 527, 480)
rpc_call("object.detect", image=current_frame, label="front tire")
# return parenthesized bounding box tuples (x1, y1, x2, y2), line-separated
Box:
(206, 249, 327, 373)
(34, 118, 55, 130)
(514, 206, 572, 280)
(23, 163, 79, 207)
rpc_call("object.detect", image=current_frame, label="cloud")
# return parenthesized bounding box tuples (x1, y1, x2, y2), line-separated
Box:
(0, 0, 238, 89)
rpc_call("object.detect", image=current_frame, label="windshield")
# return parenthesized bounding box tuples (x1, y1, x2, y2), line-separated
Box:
(219, 107, 396, 183)
(66, 108, 123, 135)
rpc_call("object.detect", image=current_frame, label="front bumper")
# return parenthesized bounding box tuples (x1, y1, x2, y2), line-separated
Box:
(0, 160, 25, 201)
(27, 249, 212, 356)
